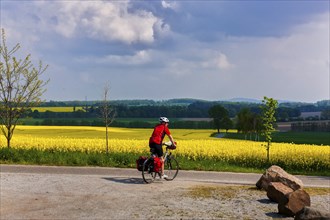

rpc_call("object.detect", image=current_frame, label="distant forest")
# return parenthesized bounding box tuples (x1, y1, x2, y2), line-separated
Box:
(18, 98, 329, 129)
(29, 98, 329, 121)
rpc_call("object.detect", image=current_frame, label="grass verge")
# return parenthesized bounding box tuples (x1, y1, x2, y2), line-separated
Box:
(185, 185, 263, 199)
(185, 185, 330, 200)
(1, 148, 329, 176)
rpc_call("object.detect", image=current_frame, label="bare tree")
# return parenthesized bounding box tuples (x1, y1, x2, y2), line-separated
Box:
(100, 84, 116, 153)
(0, 29, 49, 148)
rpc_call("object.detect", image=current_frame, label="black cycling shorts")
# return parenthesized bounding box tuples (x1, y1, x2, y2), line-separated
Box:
(149, 142, 163, 157)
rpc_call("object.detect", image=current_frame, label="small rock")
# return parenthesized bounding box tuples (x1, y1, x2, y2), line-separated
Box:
(256, 165, 304, 191)
(278, 189, 311, 217)
(267, 182, 293, 203)
(294, 206, 330, 220)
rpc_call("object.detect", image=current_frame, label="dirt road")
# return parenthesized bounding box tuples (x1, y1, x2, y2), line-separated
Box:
(1, 165, 329, 219)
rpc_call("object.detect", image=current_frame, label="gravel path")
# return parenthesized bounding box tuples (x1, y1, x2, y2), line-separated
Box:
(1, 165, 329, 219)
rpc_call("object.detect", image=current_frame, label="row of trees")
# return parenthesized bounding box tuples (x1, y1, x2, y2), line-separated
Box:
(209, 97, 278, 162)
(24, 101, 330, 122)
(40, 99, 329, 114)
(208, 98, 278, 141)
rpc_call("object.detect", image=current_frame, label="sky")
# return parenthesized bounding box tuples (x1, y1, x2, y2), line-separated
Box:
(0, 0, 329, 103)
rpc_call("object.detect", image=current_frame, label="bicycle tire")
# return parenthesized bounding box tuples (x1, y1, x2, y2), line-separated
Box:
(163, 156, 179, 181)
(142, 158, 156, 184)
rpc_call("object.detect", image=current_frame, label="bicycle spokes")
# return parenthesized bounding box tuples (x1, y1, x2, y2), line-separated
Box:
(142, 158, 156, 184)
(163, 157, 179, 181)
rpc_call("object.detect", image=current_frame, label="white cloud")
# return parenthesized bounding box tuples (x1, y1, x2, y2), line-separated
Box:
(80, 4, 159, 44)
(153, 19, 172, 38)
(216, 53, 233, 70)
(27, 1, 168, 44)
(201, 52, 234, 70)
(161, 1, 179, 10)
(103, 50, 152, 65)
(166, 60, 196, 77)
(76, 50, 152, 65)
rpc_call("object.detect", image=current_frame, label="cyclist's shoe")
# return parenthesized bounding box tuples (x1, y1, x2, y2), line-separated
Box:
(161, 174, 168, 179)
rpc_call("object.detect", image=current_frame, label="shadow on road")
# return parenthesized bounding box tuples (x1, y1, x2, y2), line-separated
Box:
(259, 199, 287, 219)
(257, 198, 276, 204)
(102, 177, 144, 185)
(265, 212, 288, 219)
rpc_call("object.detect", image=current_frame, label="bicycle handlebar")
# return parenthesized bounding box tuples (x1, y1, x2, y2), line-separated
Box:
(163, 141, 177, 150)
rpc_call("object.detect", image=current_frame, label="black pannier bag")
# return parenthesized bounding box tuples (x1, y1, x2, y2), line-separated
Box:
(136, 156, 148, 171)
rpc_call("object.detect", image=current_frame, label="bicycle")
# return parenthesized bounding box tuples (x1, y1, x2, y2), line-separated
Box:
(142, 142, 179, 184)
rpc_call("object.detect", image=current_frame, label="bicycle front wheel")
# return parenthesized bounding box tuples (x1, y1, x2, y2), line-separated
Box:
(142, 158, 156, 184)
(164, 156, 179, 181)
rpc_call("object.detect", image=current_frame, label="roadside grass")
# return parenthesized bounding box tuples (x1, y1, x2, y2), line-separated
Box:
(0, 148, 133, 167)
(177, 158, 264, 173)
(1, 147, 329, 176)
(184, 185, 330, 200)
(0, 147, 262, 172)
(185, 185, 264, 200)
(304, 187, 330, 196)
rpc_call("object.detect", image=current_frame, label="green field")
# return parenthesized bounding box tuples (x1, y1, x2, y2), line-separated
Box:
(223, 131, 330, 146)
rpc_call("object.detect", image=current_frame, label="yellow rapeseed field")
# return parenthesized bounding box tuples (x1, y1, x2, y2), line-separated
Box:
(31, 106, 83, 112)
(1, 126, 329, 171)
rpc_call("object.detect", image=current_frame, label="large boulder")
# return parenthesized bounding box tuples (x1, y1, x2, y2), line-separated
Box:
(294, 206, 330, 220)
(278, 189, 311, 217)
(256, 165, 304, 191)
(267, 182, 294, 203)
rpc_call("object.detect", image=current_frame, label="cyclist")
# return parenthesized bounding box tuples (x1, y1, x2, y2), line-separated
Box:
(149, 117, 176, 179)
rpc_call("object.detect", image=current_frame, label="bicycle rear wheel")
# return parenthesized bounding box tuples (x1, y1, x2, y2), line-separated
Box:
(142, 158, 156, 184)
(164, 156, 179, 181)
